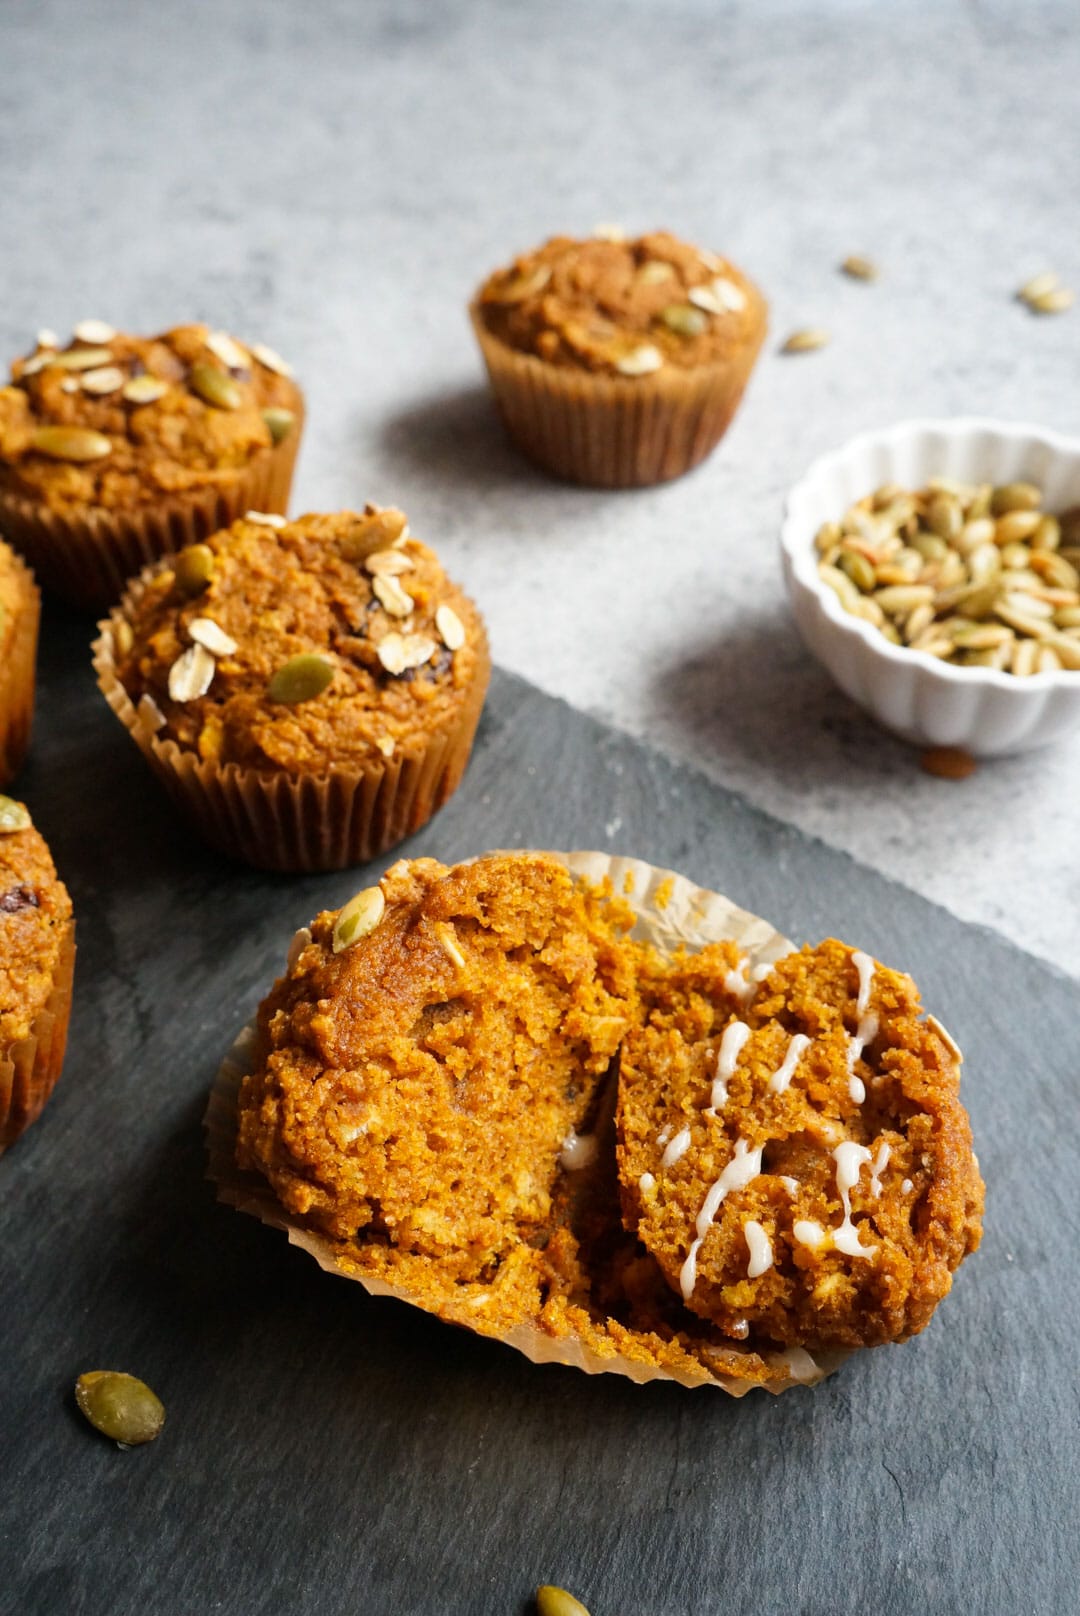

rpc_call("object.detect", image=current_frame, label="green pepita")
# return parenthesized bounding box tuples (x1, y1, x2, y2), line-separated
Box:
(660, 303, 708, 337)
(0, 795, 31, 833)
(261, 406, 295, 444)
(173, 544, 216, 597)
(332, 886, 386, 952)
(30, 426, 112, 462)
(266, 653, 334, 704)
(189, 363, 242, 411)
(48, 346, 115, 372)
(75, 1371, 165, 1446)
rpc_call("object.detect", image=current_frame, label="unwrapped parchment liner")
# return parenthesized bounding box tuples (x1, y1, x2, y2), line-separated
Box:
(470, 304, 765, 488)
(0, 543, 40, 787)
(0, 398, 304, 613)
(0, 918, 76, 1152)
(92, 569, 491, 873)
(206, 851, 850, 1395)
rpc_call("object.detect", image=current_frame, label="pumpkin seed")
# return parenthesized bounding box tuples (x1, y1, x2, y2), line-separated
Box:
(168, 643, 216, 702)
(73, 319, 117, 345)
(536, 1588, 591, 1616)
(332, 886, 385, 952)
(1027, 287, 1074, 314)
(174, 544, 216, 596)
(252, 341, 294, 377)
(435, 604, 465, 650)
(819, 564, 862, 612)
(188, 618, 237, 657)
(873, 584, 935, 615)
(30, 426, 111, 461)
(615, 344, 663, 376)
(123, 374, 169, 405)
(189, 363, 242, 410)
(841, 254, 879, 281)
(1037, 645, 1063, 673)
(372, 573, 414, 618)
(79, 366, 125, 395)
(377, 632, 437, 675)
(994, 510, 1042, 544)
(920, 747, 977, 780)
(950, 623, 1013, 650)
(839, 550, 876, 592)
(1046, 633, 1080, 669)
(637, 260, 675, 285)
(927, 494, 963, 542)
(780, 327, 829, 353)
(205, 330, 248, 370)
(995, 604, 1051, 639)
(49, 346, 115, 372)
(1011, 638, 1040, 676)
(261, 406, 295, 444)
(1018, 272, 1059, 303)
(991, 482, 1041, 515)
(266, 653, 334, 703)
(0, 796, 31, 834)
(814, 521, 843, 555)
(75, 1371, 164, 1446)
(1054, 605, 1080, 628)
(1032, 551, 1080, 590)
(660, 303, 709, 337)
(904, 602, 936, 643)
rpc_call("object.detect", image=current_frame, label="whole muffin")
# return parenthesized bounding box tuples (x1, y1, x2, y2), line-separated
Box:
(0, 796, 76, 1152)
(93, 506, 490, 871)
(0, 322, 304, 609)
(617, 939, 984, 1350)
(0, 541, 40, 787)
(471, 228, 767, 487)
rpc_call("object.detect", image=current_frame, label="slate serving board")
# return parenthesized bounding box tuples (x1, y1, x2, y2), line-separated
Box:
(2, 614, 1076, 1616)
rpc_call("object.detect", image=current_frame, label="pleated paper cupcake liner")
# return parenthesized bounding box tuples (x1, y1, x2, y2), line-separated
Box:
(470, 306, 765, 488)
(205, 851, 852, 1396)
(0, 918, 76, 1153)
(0, 397, 304, 613)
(0, 544, 40, 788)
(92, 567, 491, 873)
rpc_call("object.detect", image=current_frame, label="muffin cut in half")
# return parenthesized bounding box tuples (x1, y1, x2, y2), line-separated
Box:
(0, 540, 40, 788)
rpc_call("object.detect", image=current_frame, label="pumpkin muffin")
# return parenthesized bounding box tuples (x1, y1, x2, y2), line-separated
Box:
(617, 939, 984, 1350)
(93, 506, 490, 871)
(0, 322, 304, 609)
(0, 796, 75, 1152)
(470, 228, 767, 487)
(0, 541, 40, 787)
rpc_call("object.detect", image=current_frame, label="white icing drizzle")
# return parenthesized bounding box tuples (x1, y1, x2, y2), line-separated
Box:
(852, 949, 875, 1015)
(639, 1171, 656, 1192)
(730, 1319, 750, 1339)
(846, 949, 879, 1103)
(779, 1176, 800, 1195)
(767, 1032, 811, 1095)
(793, 1218, 827, 1249)
(661, 1126, 692, 1169)
(656, 1124, 672, 1148)
(870, 1142, 891, 1197)
(559, 1132, 597, 1171)
(770, 1346, 821, 1383)
(901, 1177, 914, 1195)
(831, 1142, 878, 1257)
(712, 1020, 750, 1108)
(750, 962, 774, 983)
(744, 1219, 774, 1278)
(679, 1138, 764, 1301)
(724, 962, 755, 1004)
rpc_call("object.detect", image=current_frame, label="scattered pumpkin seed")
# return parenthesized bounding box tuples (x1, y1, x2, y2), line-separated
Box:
(660, 302, 709, 337)
(435, 603, 466, 651)
(252, 341, 294, 377)
(991, 482, 1041, 515)
(79, 365, 125, 395)
(122, 374, 169, 405)
(49, 346, 115, 372)
(189, 362, 242, 411)
(266, 653, 334, 703)
(205, 330, 249, 370)
(1018, 272, 1060, 304)
(244, 509, 287, 528)
(841, 254, 879, 281)
(377, 632, 437, 675)
(261, 406, 295, 444)
(615, 344, 663, 376)
(920, 747, 977, 780)
(73, 319, 117, 345)
(1011, 638, 1040, 676)
(1026, 287, 1074, 315)
(637, 260, 675, 285)
(75, 1371, 164, 1447)
(174, 544, 216, 597)
(0, 796, 31, 833)
(688, 276, 746, 315)
(168, 643, 216, 702)
(536, 1587, 591, 1616)
(188, 617, 238, 657)
(372, 573, 414, 618)
(366, 549, 414, 577)
(781, 327, 830, 354)
(30, 426, 112, 462)
(332, 886, 386, 952)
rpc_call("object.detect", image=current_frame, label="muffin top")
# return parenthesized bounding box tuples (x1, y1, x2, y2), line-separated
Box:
(0, 797, 73, 1046)
(110, 507, 488, 775)
(475, 229, 765, 375)
(0, 540, 35, 665)
(237, 854, 641, 1281)
(617, 939, 984, 1351)
(0, 322, 301, 513)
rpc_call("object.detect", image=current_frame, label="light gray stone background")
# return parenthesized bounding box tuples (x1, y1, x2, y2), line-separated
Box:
(4, 0, 1079, 974)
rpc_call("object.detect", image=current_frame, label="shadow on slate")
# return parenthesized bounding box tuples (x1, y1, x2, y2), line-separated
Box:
(1, 609, 1075, 1616)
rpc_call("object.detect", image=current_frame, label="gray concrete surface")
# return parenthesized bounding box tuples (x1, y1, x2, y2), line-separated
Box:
(4, 0, 1079, 973)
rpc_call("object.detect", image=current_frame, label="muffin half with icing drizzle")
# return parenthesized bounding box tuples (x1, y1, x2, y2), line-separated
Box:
(0, 322, 303, 609)
(92, 506, 490, 871)
(617, 939, 984, 1350)
(471, 228, 766, 487)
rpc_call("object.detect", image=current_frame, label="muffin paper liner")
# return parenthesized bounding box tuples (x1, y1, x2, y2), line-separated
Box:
(0, 397, 304, 613)
(0, 918, 76, 1153)
(205, 851, 853, 1395)
(0, 544, 40, 788)
(470, 304, 765, 488)
(91, 567, 491, 873)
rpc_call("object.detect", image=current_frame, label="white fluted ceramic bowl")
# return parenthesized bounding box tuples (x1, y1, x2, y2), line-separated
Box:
(781, 418, 1080, 755)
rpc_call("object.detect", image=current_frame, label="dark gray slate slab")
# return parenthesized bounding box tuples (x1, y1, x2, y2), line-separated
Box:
(1, 609, 1076, 1616)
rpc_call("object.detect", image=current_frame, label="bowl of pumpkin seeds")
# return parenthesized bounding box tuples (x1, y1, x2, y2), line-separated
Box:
(780, 419, 1080, 754)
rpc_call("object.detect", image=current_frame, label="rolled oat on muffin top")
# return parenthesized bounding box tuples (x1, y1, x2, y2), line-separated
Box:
(475, 229, 765, 376)
(0, 322, 300, 512)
